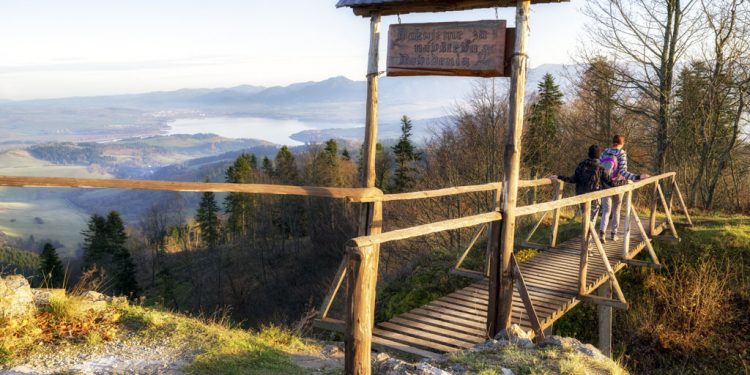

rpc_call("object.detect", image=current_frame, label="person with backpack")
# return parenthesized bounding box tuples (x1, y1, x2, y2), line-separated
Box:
(549, 144, 614, 221)
(598, 135, 650, 243)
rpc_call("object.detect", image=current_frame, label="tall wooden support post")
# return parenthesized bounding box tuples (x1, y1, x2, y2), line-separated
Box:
(345, 245, 379, 375)
(597, 280, 613, 357)
(579, 200, 591, 295)
(490, 0, 531, 337)
(550, 180, 564, 248)
(347, 14, 382, 375)
(486, 218, 503, 336)
(485, 188, 502, 277)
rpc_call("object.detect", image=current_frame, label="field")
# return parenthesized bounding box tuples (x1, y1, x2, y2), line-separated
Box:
(0, 150, 112, 255)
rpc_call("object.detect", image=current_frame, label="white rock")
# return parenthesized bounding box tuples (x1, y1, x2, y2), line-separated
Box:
(0, 275, 35, 318)
(501, 368, 515, 375)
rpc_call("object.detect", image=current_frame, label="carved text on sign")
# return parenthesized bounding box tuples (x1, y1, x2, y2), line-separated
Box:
(387, 20, 508, 77)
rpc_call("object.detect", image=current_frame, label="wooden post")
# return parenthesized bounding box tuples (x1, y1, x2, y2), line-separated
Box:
(656, 183, 679, 239)
(550, 180, 564, 247)
(672, 179, 693, 226)
(649, 183, 659, 236)
(622, 186, 633, 259)
(485, 187, 502, 277)
(579, 200, 591, 295)
(487, 217, 503, 337)
(345, 245, 379, 375)
(494, 0, 531, 333)
(348, 14, 381, 375)
(597, 280, 613, 358)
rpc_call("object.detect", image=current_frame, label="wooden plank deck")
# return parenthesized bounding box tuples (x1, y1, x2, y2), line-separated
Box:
(368, 219, 667, 357)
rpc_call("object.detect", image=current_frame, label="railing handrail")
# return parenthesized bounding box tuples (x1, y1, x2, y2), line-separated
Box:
(366, 178, 559, 203)
(348, 211, 502, 248)
(0, 175, 383, 202)
(514, 173, 675, 217)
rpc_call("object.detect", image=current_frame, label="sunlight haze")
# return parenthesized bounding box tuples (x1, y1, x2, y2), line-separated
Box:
(0, 0, 585, 100)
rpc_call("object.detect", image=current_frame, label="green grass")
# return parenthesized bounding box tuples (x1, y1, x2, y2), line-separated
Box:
(120, 306, 312, 375)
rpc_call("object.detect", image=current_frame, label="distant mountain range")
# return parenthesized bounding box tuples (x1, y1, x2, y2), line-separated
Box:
(0, 64, 574, 143)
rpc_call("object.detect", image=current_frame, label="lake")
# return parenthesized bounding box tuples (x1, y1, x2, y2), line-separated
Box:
(166, 117, 362, 145)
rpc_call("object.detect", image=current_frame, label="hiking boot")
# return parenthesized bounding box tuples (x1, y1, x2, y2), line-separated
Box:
(599, 231, 607, 244)
(611, 233, 619, 242)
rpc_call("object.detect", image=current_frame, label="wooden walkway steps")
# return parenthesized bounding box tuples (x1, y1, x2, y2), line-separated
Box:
(364, 219, 667, 358)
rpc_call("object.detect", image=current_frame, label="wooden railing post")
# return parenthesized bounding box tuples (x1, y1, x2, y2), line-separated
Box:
(672, 179, 694, 226)
(345, 245, 379, 375)
(657, 183, 679, 240)
(622, 184, 633, 259)
(485, 187, 502, 277)
(649, 182, 659, 236)
(579, 200, 591, 295)
(550, 180, 564, 248)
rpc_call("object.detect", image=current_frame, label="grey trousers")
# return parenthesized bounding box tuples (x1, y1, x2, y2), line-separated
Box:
(600, 193, 623, 234)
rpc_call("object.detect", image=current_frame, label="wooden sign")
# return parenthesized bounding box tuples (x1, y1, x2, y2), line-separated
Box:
(387, 20, 510, 77)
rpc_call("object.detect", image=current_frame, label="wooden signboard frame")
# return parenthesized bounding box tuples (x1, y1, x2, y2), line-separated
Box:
(387, 20, 513, 77)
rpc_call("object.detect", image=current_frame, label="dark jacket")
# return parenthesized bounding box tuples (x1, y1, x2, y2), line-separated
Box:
(558, 158, 614, 195)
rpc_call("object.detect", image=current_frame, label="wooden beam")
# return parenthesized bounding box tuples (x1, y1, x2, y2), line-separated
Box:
(622, 187, 633, 259)
(344, 0, 570, 17)
(623, 259, 663, 270)
(649, 183, 659, 236)
(579, 294, 628, 310)
(496, 0, 531, 333)
(524, 210, 550, 242)
(319, 258, 348, 319)
(579, 200, 591, 295)
(588, 227, 627, 304)
(486, 218, 503, 336)
(657, 183, 679, 240)
(597, 280, 612, 358)
(347, 14, 381, 375)
(511, 253, 544, 339)
(515, 173, 676, 217)
(455, 224, 488, 269)
(349, 211, 502, 248)
(345, 246, 379, 375)
(672, 179, 694, 226)
(628, 205, 661, 266)
(0, 175, 383, 202)
(550, 180, 564, 247)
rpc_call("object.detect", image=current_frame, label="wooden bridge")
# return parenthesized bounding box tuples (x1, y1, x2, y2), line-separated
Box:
(313, 172, 692, 360)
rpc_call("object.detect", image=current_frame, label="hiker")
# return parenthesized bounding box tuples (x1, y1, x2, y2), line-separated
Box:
(549, 144, 614, 221)
(598, 135, 650, 242)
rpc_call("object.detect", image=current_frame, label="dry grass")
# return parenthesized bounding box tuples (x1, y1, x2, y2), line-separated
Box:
(631, 257, 731, 350)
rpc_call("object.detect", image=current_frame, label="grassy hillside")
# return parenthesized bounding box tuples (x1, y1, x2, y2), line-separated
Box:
(1, 293, 316, 374)
(0, 247, 39, 278)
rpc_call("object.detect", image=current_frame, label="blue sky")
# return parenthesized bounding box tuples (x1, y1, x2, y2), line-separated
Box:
(0, 0, 585, 100)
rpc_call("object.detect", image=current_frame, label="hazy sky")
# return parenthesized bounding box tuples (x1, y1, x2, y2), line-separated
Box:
(0, 0, 586, 100)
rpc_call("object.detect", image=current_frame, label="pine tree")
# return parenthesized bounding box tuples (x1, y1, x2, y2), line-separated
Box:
(196, 190, 221, 249)
(524, 73, 563, 203)
(324, 139, 338, 164)
(275, 146, 299, 184)
(341, 148, 351, 161)
(106, 211, 140, 297)
(262, 156, 274, 177)
(274, 146, 305, 237)
(224, 154, 255, 236)
(39, 243, 64, 287)
(82, 214, 108, 269)
(390, 115, 420, 192)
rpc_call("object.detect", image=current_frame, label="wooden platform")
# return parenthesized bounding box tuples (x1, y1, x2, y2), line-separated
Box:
(364, 219, 667, 358)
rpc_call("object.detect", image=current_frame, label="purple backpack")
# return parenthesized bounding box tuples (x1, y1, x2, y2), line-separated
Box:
(600, 152, 619, 180)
